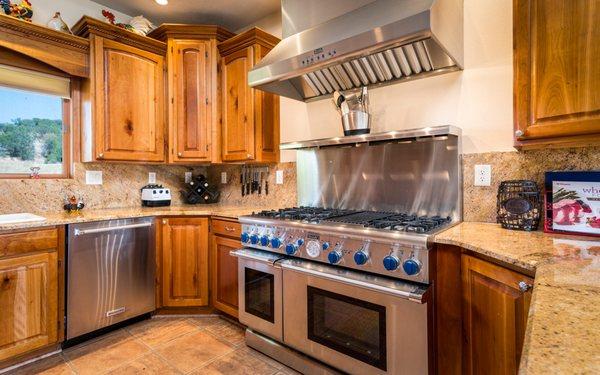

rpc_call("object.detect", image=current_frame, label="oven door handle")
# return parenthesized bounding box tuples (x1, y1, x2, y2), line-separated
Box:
(281, 260, 428, 303)
(230, 248, 284, 266)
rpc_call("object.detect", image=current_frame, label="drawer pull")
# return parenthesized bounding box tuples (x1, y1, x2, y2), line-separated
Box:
(518, 281, 532, 292)
(106, 307, 126, 317)
(224, 226, 236, 232)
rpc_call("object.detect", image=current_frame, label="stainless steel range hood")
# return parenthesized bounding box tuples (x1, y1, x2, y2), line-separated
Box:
(249, 0, 463, 102)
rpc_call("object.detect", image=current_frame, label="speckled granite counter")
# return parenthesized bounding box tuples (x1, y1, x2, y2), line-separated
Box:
(435, 223, 600, 374)
(0, 205, 270, 232)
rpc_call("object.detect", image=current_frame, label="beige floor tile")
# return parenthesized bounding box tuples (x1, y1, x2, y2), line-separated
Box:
(190, 347, 279, 375)
(242, 347, 285, 370)
(11, 354, 74, 375)
(186, 316, 223, 330)
(63, 330, 150, 375)
(106, 353, 180, 375)
(204, 319, 246, 347)
(155, 330, 234, 373)
(126, 318, 200, 348)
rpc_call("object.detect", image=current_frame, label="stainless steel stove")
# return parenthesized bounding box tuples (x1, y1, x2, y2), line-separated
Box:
(239, 207, 453, 284)
(232, 126, 462, 375)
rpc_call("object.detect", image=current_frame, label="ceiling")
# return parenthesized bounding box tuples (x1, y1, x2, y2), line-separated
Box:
(93, 0, 281, 31)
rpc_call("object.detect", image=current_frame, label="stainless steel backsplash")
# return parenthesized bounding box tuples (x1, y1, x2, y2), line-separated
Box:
(296, 135, 462, 221)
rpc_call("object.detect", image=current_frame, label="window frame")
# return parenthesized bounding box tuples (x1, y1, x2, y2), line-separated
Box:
(0, 81, 73, 180)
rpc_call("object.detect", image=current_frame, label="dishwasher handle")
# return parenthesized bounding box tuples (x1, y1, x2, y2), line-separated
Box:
(73, 222, 152, 236)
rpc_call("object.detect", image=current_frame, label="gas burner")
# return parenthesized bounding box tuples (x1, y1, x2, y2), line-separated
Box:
(252, 207, 452, 234)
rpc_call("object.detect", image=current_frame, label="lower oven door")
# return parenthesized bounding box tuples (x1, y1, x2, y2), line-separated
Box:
(231, 249, 284, 342)
(281, 259, 430, 375)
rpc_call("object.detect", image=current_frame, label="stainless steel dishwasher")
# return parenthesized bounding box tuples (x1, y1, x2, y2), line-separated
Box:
(67, 217, 155, 340)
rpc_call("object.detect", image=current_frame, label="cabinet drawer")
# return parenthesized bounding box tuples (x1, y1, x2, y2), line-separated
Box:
(0, 228, 58, 257)
(211, 219, 241, 238)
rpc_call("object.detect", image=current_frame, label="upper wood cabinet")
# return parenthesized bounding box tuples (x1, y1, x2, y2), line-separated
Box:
(514, 0, 600, 149)
(461, 254, 533, 375)
(0, 228, 61, 364)
(218, 28, 280, 163)
(161, 217, 209, 307)
(149, 25, 234, 164)
(73, 17, 167, 163)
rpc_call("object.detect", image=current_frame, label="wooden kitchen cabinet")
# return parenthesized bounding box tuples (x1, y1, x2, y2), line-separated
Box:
(514, 0, 600, 149)
(210, 219, 241, 317)
(461, 254, 533, 375)
(73, 17, 167, 162)
(218, 28, 280, 163)
(0, 228, 62, 364)
(161, 217, 209, 307)
(148, 25, 235, 164)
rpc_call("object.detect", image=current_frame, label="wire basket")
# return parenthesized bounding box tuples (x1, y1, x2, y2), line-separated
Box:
(496, 180, 541, 231)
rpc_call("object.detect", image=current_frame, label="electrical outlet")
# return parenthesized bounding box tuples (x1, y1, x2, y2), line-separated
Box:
(221, 172, 228, 184)
(474, 165, 491, 186)
(184, 172, 192, 183)
(148, 172, 156, 184)
(276, 170, 284, 185)
(85, 171, 102, 185)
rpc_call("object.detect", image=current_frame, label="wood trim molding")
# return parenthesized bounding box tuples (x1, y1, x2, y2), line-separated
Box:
(0, 14, 89, 77)
(72, 16, 167, 55)
(218, 27, 280, 55)
(148, 24, 235, 42)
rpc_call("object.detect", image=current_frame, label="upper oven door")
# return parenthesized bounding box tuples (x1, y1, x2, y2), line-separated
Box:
(281, 259, 430, 375)
(231, 249, 284, 342)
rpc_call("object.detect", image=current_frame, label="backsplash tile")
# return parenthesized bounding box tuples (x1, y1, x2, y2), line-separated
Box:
(463, 147, 600, 223)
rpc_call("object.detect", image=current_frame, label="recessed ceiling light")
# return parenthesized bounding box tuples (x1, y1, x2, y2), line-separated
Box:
(155, 0, 168, 5)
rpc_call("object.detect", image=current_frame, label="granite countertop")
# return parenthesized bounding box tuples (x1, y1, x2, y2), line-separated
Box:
(435, 223, 600, 374)
(0, 205, 269, 232)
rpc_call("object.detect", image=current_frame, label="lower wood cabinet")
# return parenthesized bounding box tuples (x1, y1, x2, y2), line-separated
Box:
(210, 219, 240, 317)
(461, 254, 533, 375)
(0, 228, 61, 363)
(161, 218, 209, 307)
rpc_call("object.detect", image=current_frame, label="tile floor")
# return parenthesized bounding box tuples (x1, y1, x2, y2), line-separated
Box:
(9, 316, 300, 375)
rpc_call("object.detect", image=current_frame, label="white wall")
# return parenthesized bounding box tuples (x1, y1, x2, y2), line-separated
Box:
(31, 0, 131, 29)
(249, 0, 515, 161)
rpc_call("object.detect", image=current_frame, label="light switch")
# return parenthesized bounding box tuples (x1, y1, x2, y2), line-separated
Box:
(221, 172, 228, 184)
(276, 170, 284, 185)
(85, 171, 102, 185)
(474, 165, 491, 186)
(148, 172, 156, 184)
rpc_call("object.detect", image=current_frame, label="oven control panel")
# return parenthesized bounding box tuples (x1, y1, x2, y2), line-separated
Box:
(240, 224, 430, 284)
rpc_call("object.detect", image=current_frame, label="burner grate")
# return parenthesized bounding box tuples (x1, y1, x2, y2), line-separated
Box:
(323, 211, 394, 225)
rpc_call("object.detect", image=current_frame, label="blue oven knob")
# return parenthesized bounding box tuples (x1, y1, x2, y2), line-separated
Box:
(297, 238, 305, 246)
(271, 237, 283, 248)
(240, 232, 250, 243)
(327, 250, 343, 265)
(383, 255, 400, 271)
(250, 234, 259, 245)
(285, 243, 299, 255)
(402, 258, 422, 276)
(322, 242, 330, 250)
(260, 235, 270, 247)
(354, 251, 369, 265)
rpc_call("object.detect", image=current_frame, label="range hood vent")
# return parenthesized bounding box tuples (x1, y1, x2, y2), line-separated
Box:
(249, 0, 463, 102)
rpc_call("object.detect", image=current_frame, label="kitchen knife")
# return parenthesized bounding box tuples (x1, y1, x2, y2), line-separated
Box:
(258, 170, 262, 194)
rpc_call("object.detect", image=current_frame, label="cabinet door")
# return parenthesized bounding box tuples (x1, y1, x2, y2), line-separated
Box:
(514, 0, 600, 147)
(0, 252, 58, 361)
(210, 235, 239, 317)
(221, 46, 255, 162)
(461, 255, 533, 375)
(93, 37, 165, 162)
(162, 218, 209, 307)
(254, 45, 280, 163)
(170, 40, 212, 162)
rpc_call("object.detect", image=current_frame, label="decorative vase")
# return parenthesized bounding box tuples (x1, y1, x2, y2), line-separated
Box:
(47, 12, 71, 34)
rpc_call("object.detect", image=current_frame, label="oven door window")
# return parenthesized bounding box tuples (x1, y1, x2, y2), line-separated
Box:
(307, 286, 387, 371)
(245, 268, 275, 323)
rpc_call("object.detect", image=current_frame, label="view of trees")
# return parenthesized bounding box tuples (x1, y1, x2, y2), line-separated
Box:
(0, 118, 62, 163)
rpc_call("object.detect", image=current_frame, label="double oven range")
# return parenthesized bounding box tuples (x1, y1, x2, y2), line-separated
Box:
(232, 126, 462, 374)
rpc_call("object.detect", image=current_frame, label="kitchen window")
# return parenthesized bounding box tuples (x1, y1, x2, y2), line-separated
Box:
(0, 64, 71, 178)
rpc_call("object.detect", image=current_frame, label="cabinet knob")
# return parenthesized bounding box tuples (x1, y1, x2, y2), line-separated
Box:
(177, 152, 183, 157)
(98, 153, 104, 159)
(518, 281, 532, 292)
(247, 153, 252, 159)
(162, 219, 167, 224)
(515, 130, 524, 138)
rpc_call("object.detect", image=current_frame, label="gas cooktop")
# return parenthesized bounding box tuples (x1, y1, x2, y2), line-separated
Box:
(252, 207, 452, 234)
